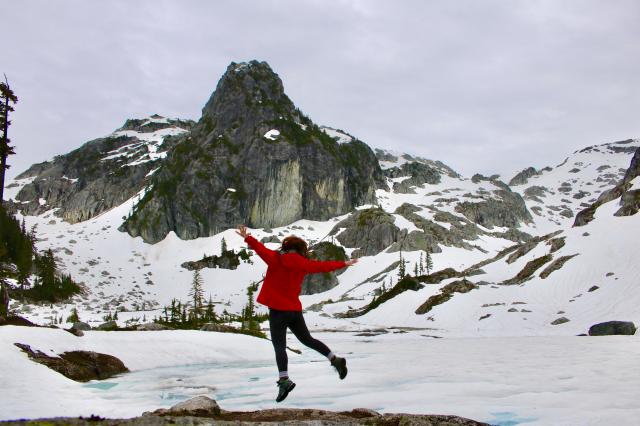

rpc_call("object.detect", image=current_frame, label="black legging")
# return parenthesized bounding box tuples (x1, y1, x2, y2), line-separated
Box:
(269, 308, 332, 374)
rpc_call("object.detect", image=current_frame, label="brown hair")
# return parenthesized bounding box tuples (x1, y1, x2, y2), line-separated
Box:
(280, 235, 309, 258)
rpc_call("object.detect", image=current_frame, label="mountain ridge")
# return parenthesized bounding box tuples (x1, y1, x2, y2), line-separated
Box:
(3, 60, 639, 339)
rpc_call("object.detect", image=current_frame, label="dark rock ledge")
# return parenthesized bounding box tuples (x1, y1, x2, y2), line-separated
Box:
(1, 396, 490, 425)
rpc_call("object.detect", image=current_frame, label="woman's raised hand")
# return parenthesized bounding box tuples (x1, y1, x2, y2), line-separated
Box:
(236, 225, 251, 239)
(345, 259, 358, 267)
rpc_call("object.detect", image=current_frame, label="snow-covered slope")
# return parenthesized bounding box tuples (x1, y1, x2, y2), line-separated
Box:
(510, 138, 640, 233)
(4, 133, 639, 339)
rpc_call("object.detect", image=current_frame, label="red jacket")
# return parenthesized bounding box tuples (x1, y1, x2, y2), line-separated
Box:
(244, 236, 346, 311)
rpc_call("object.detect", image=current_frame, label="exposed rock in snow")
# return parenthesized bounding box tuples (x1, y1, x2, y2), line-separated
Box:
(588, 321, 637, 336)
(509, 166, 540, 186)
(14, 342, 128, 381)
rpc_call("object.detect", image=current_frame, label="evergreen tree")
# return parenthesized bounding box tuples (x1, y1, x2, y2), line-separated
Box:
(242, 282, 259, 331)
(220, 237, 228, 254)
(413, 262, 418, 277)
(204, 295, 216, 323)
(0, 76, 18, 204)
(169, 298, 177, 323)
(67, 307, 79, 323)
(176, 300, 182, 323)
(188, 270, 205, 323)
(419, 252, 424, 275)
(39, 249, 57, 287)
(398, 251, 406, 280)
(426, 248, 433, 275)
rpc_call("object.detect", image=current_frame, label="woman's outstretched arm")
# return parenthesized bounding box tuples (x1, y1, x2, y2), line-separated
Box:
(236, 225, 278, 266)
(281, 253, 358, 273)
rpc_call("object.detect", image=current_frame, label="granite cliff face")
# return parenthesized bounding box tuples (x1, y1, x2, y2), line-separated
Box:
(121, 61, 384, 243)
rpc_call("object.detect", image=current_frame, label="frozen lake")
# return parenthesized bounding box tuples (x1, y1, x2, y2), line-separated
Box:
(42, 331, 640, 426)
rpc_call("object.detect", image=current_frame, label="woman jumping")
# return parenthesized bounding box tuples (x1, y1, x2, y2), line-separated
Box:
(236, 225, 358, 402)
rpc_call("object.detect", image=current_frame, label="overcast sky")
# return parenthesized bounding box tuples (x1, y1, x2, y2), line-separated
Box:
(3, 0, 639, 181)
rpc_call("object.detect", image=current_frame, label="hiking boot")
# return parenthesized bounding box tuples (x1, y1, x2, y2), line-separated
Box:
(276, 378, 296, 402)
(331, 356, 348, 379)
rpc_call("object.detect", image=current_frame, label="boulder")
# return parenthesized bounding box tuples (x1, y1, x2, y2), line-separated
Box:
(65, 328, 84, 337)
(200, 323, 240, 333)
(14, 343, 128, 381)
(260, 235, 281, 244)
(97, 320, 118, 331)
(72, 321, 91, 331)
(148, 395, 221, 417)
(137, 322, 172, 331)
(588, 321, 637, 336)
(551, 317, 570, 325)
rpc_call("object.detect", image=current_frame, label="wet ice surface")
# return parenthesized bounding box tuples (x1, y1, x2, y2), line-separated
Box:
(73, 332, 640, 425)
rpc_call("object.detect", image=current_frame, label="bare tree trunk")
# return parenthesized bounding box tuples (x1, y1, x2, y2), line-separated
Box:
(0, 92, 9, 204)
(0, 282, 9, 322)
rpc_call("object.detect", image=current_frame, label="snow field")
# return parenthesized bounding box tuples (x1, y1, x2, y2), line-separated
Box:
(1, 326, 639, 425)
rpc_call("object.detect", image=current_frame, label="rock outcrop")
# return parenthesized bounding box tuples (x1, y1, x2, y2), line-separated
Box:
(13, 116, 194, 223)
(588, 321, 637, 336)
(574, 146, 640, 226)
(180, 248, 252, 271)
(14, 343, 128, 381)
(2, 396, 489, 425)
(509, 166, 540, 186)
(453, 175, 532, 229)
(392, 203, 478, 251)
(300, 242, 349, 295)
(337, 276, 424, 318)
(331, 207, 401, 257)
(121, 61, 384, 243)
(384, 161, 442, 193)
(415, 278, 477, 315)
(500, 254, 553, 285)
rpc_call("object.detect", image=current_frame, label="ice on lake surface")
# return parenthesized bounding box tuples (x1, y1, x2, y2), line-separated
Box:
(489, 412, 538, 426)
(70, 332, 640, 425)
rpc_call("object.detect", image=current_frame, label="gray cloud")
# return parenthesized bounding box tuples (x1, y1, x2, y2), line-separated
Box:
(3, 0, 639, 181)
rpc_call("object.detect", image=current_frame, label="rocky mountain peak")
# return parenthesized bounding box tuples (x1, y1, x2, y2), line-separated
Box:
(198, 60, 295, 134)
(119, 60, 384, 243)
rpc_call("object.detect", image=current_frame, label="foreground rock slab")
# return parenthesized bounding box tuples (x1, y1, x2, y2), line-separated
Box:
(1, 396, 489, 425)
